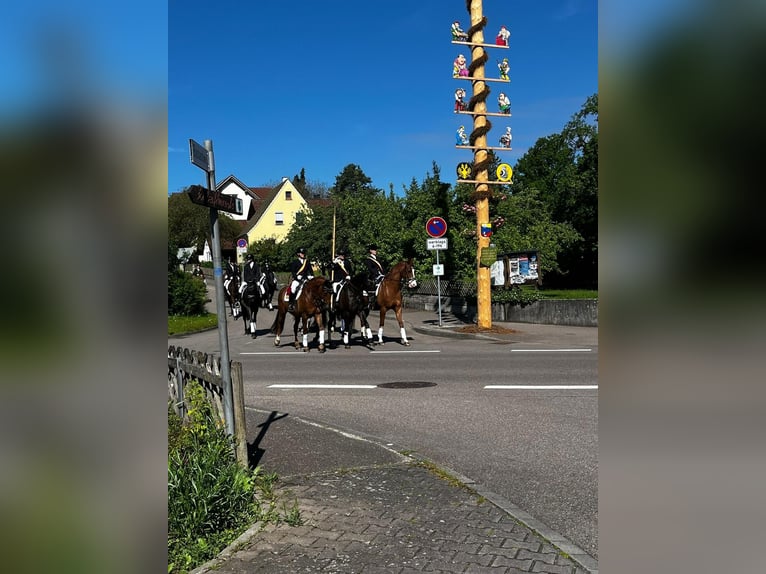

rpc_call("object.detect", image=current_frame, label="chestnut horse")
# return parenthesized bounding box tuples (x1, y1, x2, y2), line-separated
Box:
(270, 277, 331, 352)
(370, 259, 417, 346)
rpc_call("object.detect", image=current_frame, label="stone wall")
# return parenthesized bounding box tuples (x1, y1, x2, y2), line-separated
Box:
(403, 294, 598, 327)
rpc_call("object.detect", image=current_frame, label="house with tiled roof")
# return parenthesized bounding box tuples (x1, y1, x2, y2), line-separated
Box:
(216, 176, 332, 262)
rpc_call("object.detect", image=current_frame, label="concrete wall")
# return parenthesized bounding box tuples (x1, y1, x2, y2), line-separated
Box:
(404, 294, 598, 327)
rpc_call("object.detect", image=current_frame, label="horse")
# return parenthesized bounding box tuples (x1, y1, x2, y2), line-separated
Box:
(328, 274, 372, 349)
(224, 273, 241, 319)
(240, 281, 260, 338)
(270, 277, 331, 352)
(259, 263, 278, 311)
(369, 259, 417, 346)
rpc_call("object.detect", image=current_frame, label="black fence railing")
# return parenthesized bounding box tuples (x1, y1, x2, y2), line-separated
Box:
(409, 278, 477, 298)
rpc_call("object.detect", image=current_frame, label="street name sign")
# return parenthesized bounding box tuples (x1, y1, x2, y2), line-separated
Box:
(187, 184, 243, 215)
(189, 139, 212, 172)
(427, 238, 448, 250)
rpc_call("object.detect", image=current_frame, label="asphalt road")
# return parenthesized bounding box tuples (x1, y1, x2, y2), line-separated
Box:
(169, 295, 598, 559)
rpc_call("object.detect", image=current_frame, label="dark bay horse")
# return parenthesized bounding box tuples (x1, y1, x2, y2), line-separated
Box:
(259, 263, 278, 311)
(224, 274, 241, 319)
(328, 274, 372, 349)
(270, 277, 331, 352)
(371, 259, 417, 346)
(240, 281, 259, 338)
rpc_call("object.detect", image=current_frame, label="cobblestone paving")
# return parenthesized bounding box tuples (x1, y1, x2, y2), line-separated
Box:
(205, 463, 590, 574)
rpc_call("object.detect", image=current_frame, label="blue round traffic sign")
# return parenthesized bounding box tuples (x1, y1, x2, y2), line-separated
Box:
(426, 217, 447, 238)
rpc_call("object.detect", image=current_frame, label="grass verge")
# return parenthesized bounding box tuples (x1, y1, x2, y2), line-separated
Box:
(168, 313, 218, 336)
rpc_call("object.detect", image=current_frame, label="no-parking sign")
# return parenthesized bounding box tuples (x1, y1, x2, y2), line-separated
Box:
(426, 217, 447, 238)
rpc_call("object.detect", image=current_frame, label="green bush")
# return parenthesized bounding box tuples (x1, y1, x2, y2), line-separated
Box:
(168, 382, 259, 573)
(168, 271, 207, 316)
(490, 286, 542, 306)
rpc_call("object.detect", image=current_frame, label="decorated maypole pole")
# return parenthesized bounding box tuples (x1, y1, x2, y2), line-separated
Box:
(467, 0, 492, 328)
(452, 1, 512, 329)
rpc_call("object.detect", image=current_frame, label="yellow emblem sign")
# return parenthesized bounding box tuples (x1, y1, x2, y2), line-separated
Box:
(456, 162, 473, 180)
(496, 163, 513, 182)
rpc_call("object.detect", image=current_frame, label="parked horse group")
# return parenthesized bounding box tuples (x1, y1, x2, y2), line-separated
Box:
(270, 259, 418, 353)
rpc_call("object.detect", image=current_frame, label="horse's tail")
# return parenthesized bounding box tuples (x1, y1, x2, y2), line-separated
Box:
(270, 310, 281, 334)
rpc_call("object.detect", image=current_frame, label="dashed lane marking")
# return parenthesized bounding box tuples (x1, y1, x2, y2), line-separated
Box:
(484, 385, 598, 390)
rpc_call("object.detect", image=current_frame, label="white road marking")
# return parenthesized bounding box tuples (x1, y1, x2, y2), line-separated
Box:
(371, 349, 441, 354)
(510, 349, 592, 352)
(241, 352, 307, 355)
(267, 384, 378, 389)
(484, 385, 598, 390)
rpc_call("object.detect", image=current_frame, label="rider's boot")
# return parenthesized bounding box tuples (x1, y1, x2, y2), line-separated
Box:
(287, 292, 296, 312)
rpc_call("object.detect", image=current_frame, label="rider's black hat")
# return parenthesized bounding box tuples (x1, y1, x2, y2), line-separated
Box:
(337, 248, 348, 256)
(246, 253, 254, 261)
(297, 247, 306, 255)
(367, 244, 378, 251)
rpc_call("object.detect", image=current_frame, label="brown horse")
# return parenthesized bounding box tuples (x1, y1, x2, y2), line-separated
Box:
(371, 259, 417, 346)
(270, 277, 331, 352)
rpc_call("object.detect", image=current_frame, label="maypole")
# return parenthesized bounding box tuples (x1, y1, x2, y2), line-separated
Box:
(453, 0, 512, 329)
(468, 0, 491, 328)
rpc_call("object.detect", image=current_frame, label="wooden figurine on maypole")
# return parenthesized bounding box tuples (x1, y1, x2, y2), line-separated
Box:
(451, 20, 469, 42)
(454, 88, 467, 112)
(497, 92, 510, 114)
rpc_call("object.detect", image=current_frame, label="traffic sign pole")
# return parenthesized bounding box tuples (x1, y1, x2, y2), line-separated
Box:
(189, 139, 235, 438)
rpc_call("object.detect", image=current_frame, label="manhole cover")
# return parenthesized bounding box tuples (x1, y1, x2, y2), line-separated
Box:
(377, 381, 437, 389)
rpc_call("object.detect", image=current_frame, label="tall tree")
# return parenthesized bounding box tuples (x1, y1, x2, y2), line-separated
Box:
(168, 190, 242, 256)
(513, 94, 598, 287)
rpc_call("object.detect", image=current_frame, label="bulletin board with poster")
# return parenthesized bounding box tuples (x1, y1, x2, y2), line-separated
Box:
(489, 250, 541, 287)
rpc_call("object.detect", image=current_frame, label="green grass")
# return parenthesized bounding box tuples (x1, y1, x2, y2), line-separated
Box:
(538, 289, 598, 300)
(168, 314, 218, 336)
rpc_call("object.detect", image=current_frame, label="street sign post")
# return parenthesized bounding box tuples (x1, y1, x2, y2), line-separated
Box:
(425, 221, 448, 326)
(188, 139, 234, 438)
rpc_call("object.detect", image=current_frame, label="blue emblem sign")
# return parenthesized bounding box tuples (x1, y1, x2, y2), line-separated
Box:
(426, 216, 447, 238)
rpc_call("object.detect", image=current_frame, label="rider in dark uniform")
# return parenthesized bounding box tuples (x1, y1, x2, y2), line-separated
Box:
(223, 257, 238, 291)
(330, 248, 352, 302)
(287, 247, 314, 311)
(240, 253, 261, 297)
(364, 244, 386, 292)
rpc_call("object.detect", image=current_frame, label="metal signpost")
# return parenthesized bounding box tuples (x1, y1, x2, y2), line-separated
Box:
(426, 217, 448, 326)
(188, 138, 235, 437)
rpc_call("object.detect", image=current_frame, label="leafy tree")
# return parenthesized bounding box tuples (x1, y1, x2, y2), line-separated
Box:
(513, 94, 598, 287)
(246, 237, 283, 267)
(168, 190, 243, 258)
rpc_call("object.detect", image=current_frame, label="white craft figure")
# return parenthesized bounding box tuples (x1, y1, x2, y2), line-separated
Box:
(499, 127, 512, 148)
(454, 88, 466, 113)
(451, 21, 469, 42)
(497, 92, 510, 114)
(496, 25, 510, 46)
(453, 54, 469, 78)
(498, 58, 510, 81)
(456, 125, 469, 146)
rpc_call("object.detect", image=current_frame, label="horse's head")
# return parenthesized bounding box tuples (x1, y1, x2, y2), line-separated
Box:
(403, 259, 417, 289)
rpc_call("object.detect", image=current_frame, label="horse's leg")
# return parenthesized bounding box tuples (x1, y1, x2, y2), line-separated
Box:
(301, 316, 310, 351)
(377, 307, 386, 345)
(394, 303, 410, 346)
(316, 313, 326, 353)
(250, 308, 257, 338)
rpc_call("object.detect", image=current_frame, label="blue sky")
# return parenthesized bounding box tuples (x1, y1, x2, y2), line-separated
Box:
(169, 0, 597, 195)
